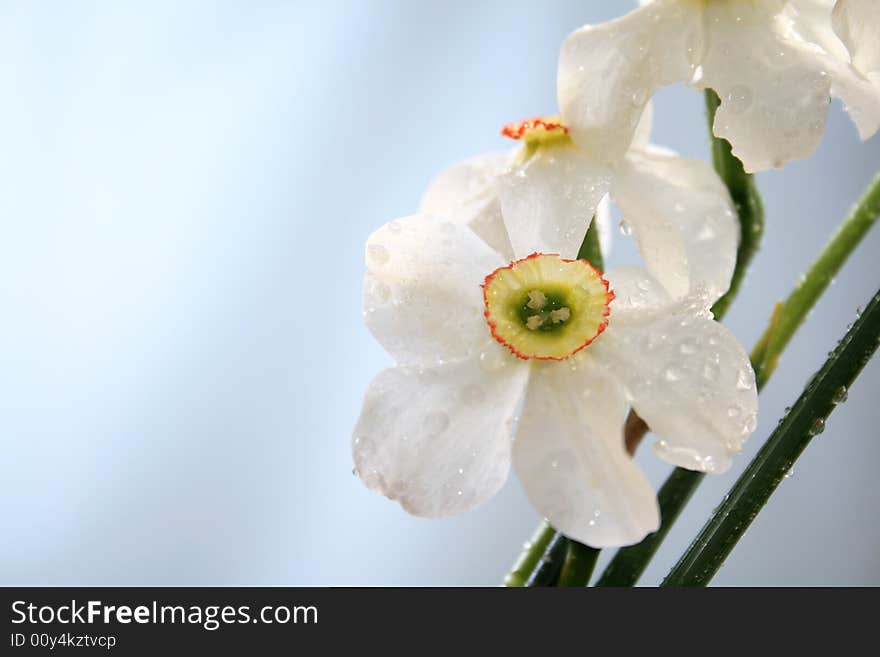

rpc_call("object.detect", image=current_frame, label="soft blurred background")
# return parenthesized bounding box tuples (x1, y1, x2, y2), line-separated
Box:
(1, 0, 878, 586)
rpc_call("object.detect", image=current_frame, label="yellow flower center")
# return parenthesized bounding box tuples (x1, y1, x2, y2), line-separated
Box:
(482, 253, 614, 360)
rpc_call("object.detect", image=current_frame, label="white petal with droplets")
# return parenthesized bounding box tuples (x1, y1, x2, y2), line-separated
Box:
(603, 266, 673, 319)
(364, 213, 505, 366)
(419, 152, 516, 261)
(558, 0, 702, 161)
(611, 149, 738, 304)
(353, 351, 529, 517)
(830, 0, 880, 139)
(497, 145, 611, 259)
(513, 359, 659, 547)
(592, 282, 758, 474)
(700, 1, 831, 171)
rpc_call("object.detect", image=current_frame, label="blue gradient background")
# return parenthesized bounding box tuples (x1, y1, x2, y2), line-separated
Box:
(1, 1, 878, 585)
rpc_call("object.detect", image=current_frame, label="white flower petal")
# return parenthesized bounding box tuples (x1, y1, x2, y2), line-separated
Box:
(593, 286, 758, 474)
(785, 1, 880, 138)
(832, 0, 880, 76)
(558, 0, 701, 161)
(604, 266, 673, 318)
(497, 145, 610, 259)
(419, 152, 511, 215)
(631, 100, 654, 151)
(364, 213, 504, 366)
(352, 350, 529, 516)
(700, 1, 831, 171)
(831, 0, 880, 139)
(611, 149, 738, 304)
(418, 152, 516, 261)
(512, 360, 659, 547)
(594, 193, 613, 258)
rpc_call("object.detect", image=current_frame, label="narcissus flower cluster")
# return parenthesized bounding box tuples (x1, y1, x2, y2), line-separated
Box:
(353, 107, 757, 546)
(350, 0, 877, 547)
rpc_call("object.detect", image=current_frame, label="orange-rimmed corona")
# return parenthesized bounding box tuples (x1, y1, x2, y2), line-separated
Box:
(482, 253, 614, 360)
(501, 116, 570, 147)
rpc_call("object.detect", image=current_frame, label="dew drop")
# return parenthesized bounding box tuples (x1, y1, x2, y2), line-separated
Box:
(424, 410, 450, 436)
(725, 84, 754, 114)
(703, 361, 720, 382)
(727, 406, 742, 418)
(784, 468, 794, 479)
(479, 349, 508, 373)
(367, 243, 389, 265)
(630, 88, 647, 106)
(679, 340, 698, 355)
(664, 366, 683, 382)
(619, 219, 633, 236)
(370, 280, 391, 303)
(460, 383, 485, 405)
(808, 418, 825, 436)
(696, 222, 717, 242)
(736, 369, 753, 391)
(832, 386, 848, 404)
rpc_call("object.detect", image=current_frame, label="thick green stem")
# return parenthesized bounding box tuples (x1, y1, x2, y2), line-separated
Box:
(557, 541, 601, 587)
(504, 521, 557, 587)
(751, 172, 880, 388)
(525, 531, 569, 587)
(662, 287, 880, 586)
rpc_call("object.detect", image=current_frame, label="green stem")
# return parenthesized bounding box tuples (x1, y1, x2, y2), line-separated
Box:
(662, 287, 880, 586)
(706, 89, 765, 319)
(557, 541, 601, 587)
(525, 531, 568, 587)
(504, 521, 557, 587)
(752, 172, 880, 388)
(576, 213, 604, 270)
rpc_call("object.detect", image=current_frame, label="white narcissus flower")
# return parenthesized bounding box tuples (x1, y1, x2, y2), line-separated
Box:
(353, 122, 758, 546)
(421, 109, 740, 306)
(559, 0, 880, 173)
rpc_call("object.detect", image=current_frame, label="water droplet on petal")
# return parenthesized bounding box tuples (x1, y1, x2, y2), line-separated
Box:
(619, 219, 633, 236)
(424, 410, 450, 436)
(460, 383, 485, 405)
(665, 366, 683, 382)
(367, 243, 389, 265)
(725, 84, 754, 114)
(679, 340, 698, 355)
(703, 361, 720, 382)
